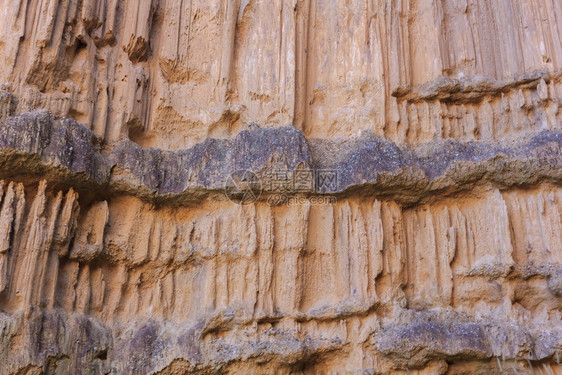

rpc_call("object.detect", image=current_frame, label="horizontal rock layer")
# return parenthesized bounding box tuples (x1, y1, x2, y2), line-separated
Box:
(0, 111, 560, 206)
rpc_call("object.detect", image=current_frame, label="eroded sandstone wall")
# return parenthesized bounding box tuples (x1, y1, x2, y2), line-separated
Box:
(0, 0, 561, 374)
(0, 0, 561, 148)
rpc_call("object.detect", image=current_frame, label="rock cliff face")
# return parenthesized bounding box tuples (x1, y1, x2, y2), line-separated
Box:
(0, 0, 561, 374)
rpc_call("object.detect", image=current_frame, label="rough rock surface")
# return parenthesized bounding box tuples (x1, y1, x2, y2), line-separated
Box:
(0, 0, 561, 374)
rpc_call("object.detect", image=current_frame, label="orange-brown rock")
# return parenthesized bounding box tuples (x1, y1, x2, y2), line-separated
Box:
(0, 0, 561, 374)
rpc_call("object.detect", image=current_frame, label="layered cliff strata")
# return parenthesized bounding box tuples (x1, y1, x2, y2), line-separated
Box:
(0, 0, 561, 374)
(0, 110, 560, 204)
(0, 112, 560, 374)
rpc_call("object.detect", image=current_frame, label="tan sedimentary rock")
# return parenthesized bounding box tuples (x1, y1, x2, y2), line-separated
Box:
(0, 0, 560, 148)
(0, 181, 560, 374)
(0, 0, 561, 374)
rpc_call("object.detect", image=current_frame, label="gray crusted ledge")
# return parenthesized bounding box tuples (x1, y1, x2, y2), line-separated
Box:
(0, 110, 560, 205)
(2, 307, 560, 375)
(391, 69, 562, 102)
